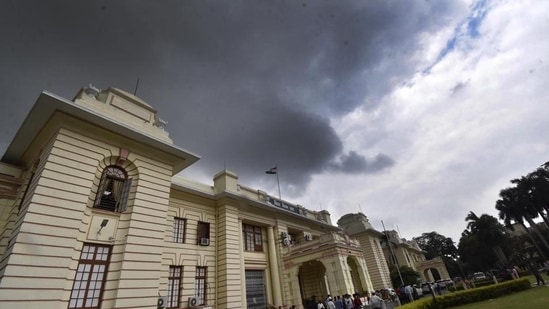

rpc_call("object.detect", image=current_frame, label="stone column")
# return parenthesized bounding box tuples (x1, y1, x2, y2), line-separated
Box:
(320, 255, 344, 297)
(240, 220, 247, 308)
(267, 226, 283, 306)
(216, 203, 242, 309)
(290, 266, 302, 307)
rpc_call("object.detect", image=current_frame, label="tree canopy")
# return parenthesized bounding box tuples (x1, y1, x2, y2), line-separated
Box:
(414, 231, 457, 260)
(389, 265, 420, 287)
(458, 212, 510, 270)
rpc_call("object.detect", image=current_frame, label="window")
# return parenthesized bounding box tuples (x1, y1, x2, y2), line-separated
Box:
(167, 266, 182, 308)
(94, 166, 132, 212)
(243, 224, 263, 252)
(68, 243, 111, 309)
(197, 221, 210, 245)
(245, 270, 266, 309)
(195, 266, 207, 305)
(173, 217, 186, 243)
(288, 232, 297, 245)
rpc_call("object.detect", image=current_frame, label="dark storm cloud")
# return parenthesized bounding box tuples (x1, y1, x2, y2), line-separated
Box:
(328, 151, 395, 174)
(0, 0, 464, 196)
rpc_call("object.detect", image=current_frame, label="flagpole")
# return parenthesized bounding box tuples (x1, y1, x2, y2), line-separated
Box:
(266, 165, 282, 201)
(276, 168, 281, 201)
(382, 220, 405, 286)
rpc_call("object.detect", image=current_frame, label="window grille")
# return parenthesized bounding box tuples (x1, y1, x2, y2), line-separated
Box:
(194, 266, 207, 305)
(173, 217, 186, 243)
(167, 266, 182, 308)
(94, 166, 132, 212)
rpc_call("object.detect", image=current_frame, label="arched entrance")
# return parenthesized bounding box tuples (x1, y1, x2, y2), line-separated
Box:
(423, 268, 441, 282)
(347, 257, 367, 294)
(298, 260, 327, 305)
(415, 258, 450, 282)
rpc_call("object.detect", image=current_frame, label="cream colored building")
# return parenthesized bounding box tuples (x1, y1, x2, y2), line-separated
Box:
(381, 230, 426, 269)
(338, 213, 450, 287)
(380, 230, 449, 283)
(0, 86, 375, 309)
(337, 213, 392, 290)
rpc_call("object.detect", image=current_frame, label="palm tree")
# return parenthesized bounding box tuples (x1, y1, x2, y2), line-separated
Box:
(523, 168, 549, 227)
(509, 177, 549, 252)
(465, 212, 509, 265)
(459, 228, 498, 271)
(496, 187, 548, 260)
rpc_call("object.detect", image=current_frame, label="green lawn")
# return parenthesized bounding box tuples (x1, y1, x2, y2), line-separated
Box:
(450, 285, 549, 309)
(449, 274, 549, 309)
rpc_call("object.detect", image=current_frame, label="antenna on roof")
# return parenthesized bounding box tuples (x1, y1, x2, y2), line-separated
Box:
(133, 77, 140, 95)
(396, 225, 402, 238)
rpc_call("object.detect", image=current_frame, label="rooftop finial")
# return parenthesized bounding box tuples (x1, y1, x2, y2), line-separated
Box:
(84, 84, 100, 99)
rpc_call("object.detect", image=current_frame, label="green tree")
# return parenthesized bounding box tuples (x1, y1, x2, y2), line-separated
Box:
(414, 231, 461, 277)
(463, 212, 509, 266)
(414, 231, 457, 260)
(388, 265, 420, 287)
(457, 230, 497, 272)
(496, 185, 549, 260)
(524, 165, 549, 226)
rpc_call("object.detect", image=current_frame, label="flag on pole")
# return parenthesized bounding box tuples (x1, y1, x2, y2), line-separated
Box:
(265, 165, 282, 200)
(265, 165, 277, 174)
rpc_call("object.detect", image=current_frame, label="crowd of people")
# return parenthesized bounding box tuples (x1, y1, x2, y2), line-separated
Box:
(293, 262, 549, 309)
(304, 291, 385, 309)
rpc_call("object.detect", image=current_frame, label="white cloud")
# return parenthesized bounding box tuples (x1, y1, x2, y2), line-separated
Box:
(298, 0, 549, 242)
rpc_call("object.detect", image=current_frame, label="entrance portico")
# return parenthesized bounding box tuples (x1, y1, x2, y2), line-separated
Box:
(282, 232, 374, 307)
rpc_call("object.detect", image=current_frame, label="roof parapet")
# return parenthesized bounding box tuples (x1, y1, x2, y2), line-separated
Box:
(74, 85, 172, 143)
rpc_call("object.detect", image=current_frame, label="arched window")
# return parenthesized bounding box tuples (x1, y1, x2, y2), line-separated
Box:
(94, 166, 132, 212)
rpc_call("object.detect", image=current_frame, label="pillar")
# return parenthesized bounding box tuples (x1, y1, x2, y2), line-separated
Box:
(267, 226, 283, 306)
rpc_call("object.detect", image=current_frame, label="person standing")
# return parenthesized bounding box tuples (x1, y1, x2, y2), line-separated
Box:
(317, 300, 325, 309)
(404, 285, 414, 303)
(352, 293, 362, 309)
(344, 294, 353, 309)
(369, 292, 383, 309)
(307, 296, 317, 309)
(326, 296, 336, 309)
(335, 296, 344, 309)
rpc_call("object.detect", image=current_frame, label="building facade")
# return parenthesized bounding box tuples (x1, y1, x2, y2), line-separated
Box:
(338, 213, 451, 286)
(380, 230, 450, 283)
(337, 213, 392, 290)
(0, 86, 375, 309)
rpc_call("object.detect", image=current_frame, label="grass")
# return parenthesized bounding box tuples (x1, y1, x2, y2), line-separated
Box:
(449, 274, 549, 309)
(450, 285, 549, 309)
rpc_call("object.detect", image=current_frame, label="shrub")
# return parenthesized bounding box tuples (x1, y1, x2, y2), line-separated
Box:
(398, 278, 531, 309)
(472, 278, 494, 288)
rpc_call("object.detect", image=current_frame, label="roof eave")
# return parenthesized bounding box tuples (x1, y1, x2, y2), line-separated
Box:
(2, 91, 200, 174)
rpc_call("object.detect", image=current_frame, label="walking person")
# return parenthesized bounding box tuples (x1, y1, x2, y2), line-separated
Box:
(530, 263, 546, 286)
